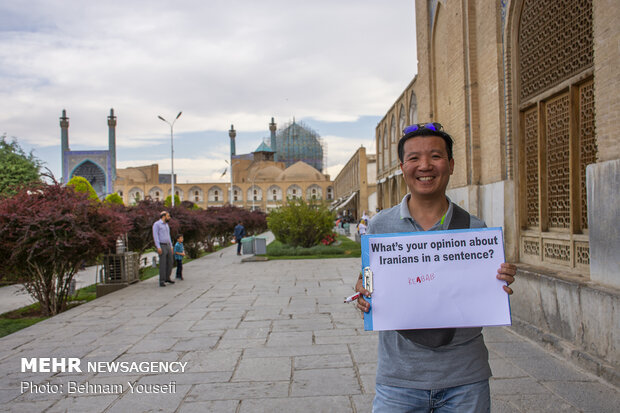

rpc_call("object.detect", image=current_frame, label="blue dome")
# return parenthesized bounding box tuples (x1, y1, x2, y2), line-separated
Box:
(275, 121, 324, 172)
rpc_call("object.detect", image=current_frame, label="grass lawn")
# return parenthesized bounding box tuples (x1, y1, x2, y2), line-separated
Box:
(0, 284, 98, 338)
(265, 235, 361, 260)
(0, 302, 48, 337)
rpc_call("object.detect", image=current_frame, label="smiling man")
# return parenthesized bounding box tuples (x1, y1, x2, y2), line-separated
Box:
(355, 123, 516, 413)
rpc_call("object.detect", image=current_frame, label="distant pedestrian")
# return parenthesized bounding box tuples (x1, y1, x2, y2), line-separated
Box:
(152, 211, 175, 287)
(233, 221, 246, 256)
(174, 234, 185, 280)
(358, 219, 367, 235)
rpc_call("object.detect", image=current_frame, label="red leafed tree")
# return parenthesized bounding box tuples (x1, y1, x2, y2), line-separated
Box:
(0, 182, 129, 315)
(168, 205, 207, 258)
(125, 199, 168, 257)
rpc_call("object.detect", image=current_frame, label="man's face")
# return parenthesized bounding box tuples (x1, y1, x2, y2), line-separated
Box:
(400, 135, 454, 199)
(164, 213, 171, 222)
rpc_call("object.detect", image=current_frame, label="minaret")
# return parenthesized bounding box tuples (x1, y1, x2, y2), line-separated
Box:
(229, 124, 236, 157)
(60, 109, 69, 183)
(269, 117, 277, 161)
(107, 108, 117, 183)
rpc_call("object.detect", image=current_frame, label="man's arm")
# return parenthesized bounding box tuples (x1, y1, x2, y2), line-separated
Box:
(152, 222, 162, 255)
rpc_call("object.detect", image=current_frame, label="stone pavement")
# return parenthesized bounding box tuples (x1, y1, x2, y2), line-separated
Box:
(0, 234, 618, 412)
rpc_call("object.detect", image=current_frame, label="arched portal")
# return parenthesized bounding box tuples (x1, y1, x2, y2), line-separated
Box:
(71, 160, 106, 197)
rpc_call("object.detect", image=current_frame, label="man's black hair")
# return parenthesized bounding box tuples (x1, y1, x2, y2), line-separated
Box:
(397, 128, 454, 163)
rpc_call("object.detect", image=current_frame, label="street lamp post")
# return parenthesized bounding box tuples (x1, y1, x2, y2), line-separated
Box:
(158, 111, 182, 207)
(228, 124, 236, 205)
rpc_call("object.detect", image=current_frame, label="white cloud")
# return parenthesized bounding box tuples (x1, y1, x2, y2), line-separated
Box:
(1, 0, 416, 179)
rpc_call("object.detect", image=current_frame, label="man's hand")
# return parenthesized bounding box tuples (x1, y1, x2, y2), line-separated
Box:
(355, 276, 371, 317)
(497, 263, 517, 294)
(157, 247, 162, 255)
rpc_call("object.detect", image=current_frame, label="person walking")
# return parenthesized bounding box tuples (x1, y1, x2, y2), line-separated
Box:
(174, 234, 185, 280)
(152, 211, 175, 287)
(233, 221, 246, 256)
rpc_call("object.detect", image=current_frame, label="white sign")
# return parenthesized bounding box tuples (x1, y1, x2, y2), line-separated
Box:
(361, 228, 511, 331)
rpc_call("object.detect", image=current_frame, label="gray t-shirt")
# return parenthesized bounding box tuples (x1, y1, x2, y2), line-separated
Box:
(368, 194, 492, 390)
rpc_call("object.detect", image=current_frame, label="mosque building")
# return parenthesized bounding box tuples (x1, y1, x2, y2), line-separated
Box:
(60, 110, 334, 211)
(59, 109, 117, 198)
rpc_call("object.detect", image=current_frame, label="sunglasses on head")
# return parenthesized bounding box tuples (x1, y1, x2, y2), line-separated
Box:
(402, 122, 444, 134)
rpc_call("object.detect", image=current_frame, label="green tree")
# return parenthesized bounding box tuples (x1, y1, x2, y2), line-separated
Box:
(104, 193, 124, 205)
(0, 134, 42, 196)
(164, 194, 181, 207)
(267, 199, 335, 248)
(67, 176, 99, 201)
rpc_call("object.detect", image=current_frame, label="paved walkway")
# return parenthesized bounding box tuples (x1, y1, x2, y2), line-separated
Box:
(0, 235, 618, 412)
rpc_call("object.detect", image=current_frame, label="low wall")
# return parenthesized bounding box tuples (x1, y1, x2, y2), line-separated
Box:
(510, 266, 619, 386)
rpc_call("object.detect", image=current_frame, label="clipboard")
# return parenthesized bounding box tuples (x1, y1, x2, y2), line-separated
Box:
(361, 227, 511, 331)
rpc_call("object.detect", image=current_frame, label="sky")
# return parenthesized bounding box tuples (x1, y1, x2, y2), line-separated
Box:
(0, 0, 417, 183)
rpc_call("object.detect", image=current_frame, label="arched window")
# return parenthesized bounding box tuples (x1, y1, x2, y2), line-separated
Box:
(409, 92, 418, 124)
(246, 186, 262, 202)
(208, 187, 223, 202)
(383, 124, 388, 171)
(287, 185, 302, 199)
(377, 131, 383, 172)
(268, 185, 282, 202)
(306, 185, 322, 200)
(396, 106, 406, 162)
(149, 187, 163, 202)
(129, 187, 143, 205)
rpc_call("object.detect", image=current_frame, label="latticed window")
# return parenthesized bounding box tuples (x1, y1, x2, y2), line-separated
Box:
(518, 0, 595, 273)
